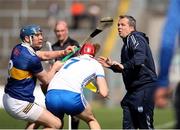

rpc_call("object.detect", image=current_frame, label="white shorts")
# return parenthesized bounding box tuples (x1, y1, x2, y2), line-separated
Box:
(3, 93, 43, 122)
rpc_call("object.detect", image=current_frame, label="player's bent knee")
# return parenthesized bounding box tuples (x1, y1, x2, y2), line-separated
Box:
(49, 117, 62, 128)
(84, 115, 97, 123)
(38, 109, 62, 128)
(49, 117, 62, 129)
(87, 118, 95, 123)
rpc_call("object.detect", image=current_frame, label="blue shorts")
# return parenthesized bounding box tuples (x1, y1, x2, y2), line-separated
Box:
(45, 89, 87, 119)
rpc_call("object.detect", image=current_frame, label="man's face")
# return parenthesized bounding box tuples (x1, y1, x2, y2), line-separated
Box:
(25, 32, 43, 50)
(54, 23, 68, 42)
(31, 32, 43, 50)
(117, 17, 134, 38)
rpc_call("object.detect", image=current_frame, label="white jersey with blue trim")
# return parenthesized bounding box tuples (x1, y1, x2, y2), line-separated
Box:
(48, 55, 105, 93)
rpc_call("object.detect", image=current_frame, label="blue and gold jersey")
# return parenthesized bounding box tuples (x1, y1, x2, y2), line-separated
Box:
(5, 43, 43, 102)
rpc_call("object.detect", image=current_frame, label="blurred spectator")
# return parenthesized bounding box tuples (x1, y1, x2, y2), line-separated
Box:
(155, 0, 180, 128)
(52, 20, 80, 61)
(47, 2, 60, 29)
(87, 1, 101, 29)
(70, 0, 87, 29)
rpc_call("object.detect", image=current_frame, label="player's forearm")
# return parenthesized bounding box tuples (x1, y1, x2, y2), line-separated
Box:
(36, 50, 66, 61)
(36, 62, 63, 86)
(97, 77, 109, 98)
(40, 66, 59, 85)
(46, 61, 63, 80)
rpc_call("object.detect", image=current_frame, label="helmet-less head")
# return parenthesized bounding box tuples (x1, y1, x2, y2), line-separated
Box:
(20, 24, 43, 51)
(79, 43, 96, 57)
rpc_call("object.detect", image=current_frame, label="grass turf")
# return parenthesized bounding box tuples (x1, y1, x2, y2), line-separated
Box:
(0, 106, 175, 129)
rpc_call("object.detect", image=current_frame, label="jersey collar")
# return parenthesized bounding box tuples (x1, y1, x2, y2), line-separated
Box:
(21, 42, 36, 55)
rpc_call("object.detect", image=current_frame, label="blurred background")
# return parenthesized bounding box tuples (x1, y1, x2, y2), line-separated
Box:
(0, 0, 180, 129)
(0, 0, 179, 128)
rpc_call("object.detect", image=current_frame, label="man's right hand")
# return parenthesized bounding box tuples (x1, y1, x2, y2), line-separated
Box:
(155, 87, 173, 108)
(97, 56, 112, 68)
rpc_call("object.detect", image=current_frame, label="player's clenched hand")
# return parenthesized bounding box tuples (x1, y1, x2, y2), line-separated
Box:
(97, 56, 113, 68)
(64, 46, 76, 55)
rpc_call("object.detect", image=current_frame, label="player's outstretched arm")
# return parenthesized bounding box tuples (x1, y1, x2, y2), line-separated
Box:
(97, 56, 124, 73)
(36, 46, 75, 60)
(97, 56, 113, 68)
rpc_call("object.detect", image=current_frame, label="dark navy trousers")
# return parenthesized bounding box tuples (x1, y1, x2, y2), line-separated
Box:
(121, 86, 156, 129)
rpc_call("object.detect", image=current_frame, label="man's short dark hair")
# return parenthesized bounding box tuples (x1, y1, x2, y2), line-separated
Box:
(119, 15, 136, 30)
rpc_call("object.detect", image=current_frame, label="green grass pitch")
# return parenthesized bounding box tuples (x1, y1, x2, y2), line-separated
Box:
(0, 106, 175, 129)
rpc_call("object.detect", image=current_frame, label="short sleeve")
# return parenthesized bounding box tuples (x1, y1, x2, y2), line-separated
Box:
(28, 55, 43, 74)
(95, 61, 105, 77)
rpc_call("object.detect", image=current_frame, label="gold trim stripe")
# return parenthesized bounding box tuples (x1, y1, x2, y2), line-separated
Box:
(23, 103, 34, 114)
(9, 67, 32, 80)
(101, 0, 131, 57)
